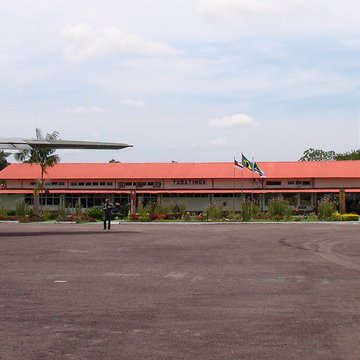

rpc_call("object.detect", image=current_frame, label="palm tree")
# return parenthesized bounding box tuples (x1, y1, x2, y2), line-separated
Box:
(0, 150, 10, 171)
(14, 128, 61, 216)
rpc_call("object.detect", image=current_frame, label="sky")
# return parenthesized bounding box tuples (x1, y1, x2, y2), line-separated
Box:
(1, 0, 360, 163)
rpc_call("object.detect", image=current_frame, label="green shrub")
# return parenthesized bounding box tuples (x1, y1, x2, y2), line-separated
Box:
(225, 209, 236, 220)
(206, 204, 223, 221)
(231, 214, 241, 222)
(74, 211, 89, 223)
(56, 206, 69, 221)
(148, 202, 162, 214)
(182, 212, 192, 222)
(138, 213, 150, 222)
(267, 198, 291, 221)
(15, 198, 28, 217)
(170, 203, 186, 214)
(0, 202, 8, 215)
(240, 200, 258, 221)
(146, 202, 186, 216)
(136, 204, 150, 221)
(318, 197, 336, 221)
(85, 207, 103, 220)
(118, 204, 130, 219)
(42, 209, 54, 221)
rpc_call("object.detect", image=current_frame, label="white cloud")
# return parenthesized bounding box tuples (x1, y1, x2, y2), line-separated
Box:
(209, 137, 226, 146)
(196, 0, 360, 38)
(342, 38, 360, 50)
(197, 0, 279, 18)
(279, 68, 359, 99)
(196, 0, 340, 19)
(64, 105, 110, 114)
(62, 23, 182, 63)
(209, 113, 256, 128)
(122, 99, 146, 108)
(2, 1, 360, 163)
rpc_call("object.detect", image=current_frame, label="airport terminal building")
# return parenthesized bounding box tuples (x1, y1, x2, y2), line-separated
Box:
(1, 161, 360, 213)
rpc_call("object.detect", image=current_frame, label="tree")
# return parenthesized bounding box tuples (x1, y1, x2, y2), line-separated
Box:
(298, 148, 336, 161)
(0, 150, 10, 171)
(14, 128, 61, 215)
(299, 148, 360, 161)
(335, 149, 360, 160)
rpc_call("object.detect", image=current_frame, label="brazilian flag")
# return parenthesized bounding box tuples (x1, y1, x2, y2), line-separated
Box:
(242, 154, 253, 170)
(242, 153, 265, 176)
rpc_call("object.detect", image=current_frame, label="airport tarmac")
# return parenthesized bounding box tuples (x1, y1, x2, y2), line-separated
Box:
(1, 222, 360, 359)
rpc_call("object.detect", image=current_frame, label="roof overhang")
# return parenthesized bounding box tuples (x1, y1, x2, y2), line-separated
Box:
(0, 138, 132, 150)
(2, 188, 360, 195)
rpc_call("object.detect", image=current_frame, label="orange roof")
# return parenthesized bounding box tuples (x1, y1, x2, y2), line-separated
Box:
(0, 161, 360, 180)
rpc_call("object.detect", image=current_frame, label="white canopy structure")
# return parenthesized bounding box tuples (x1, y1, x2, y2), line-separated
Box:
(0, 137, 132, 150)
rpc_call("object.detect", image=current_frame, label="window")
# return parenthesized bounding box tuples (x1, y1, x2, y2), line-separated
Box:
(25, 194, 32, 205)
(35, 181, 66, 187)
(266, 181, 281, 186)
(114, 194, 130, 205)
(264, 193, 280, 205)
(194, 194, 208, 198)
(300, 193, 312, 206)
(283, 193, 298, 206)
(25, 194, 60, 206)
(143, 194, 158, 203)
(288, 180, 311, 186)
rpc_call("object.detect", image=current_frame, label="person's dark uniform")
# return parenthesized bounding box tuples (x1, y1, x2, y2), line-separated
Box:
(103, 199, 113, 230)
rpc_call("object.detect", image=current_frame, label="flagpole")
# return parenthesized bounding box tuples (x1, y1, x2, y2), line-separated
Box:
(251, 157, 254, 203)
(233, 157, 235, 211)
(241, 155, 244, 197)
(241, 152, 244, 204)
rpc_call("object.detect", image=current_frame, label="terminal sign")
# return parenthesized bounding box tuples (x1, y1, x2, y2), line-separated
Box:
(173, 179, 206, 186)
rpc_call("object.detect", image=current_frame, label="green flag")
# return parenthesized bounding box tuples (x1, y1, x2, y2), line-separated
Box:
(242, 154, 253, 170)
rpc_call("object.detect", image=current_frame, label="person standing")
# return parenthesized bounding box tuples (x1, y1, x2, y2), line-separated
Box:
(102, 198, 113, 230)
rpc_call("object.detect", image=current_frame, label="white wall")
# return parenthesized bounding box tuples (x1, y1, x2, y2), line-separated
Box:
(161, 196, 210, 212)
(315, 178, 360, 188)
(0, 194, 24, 210)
